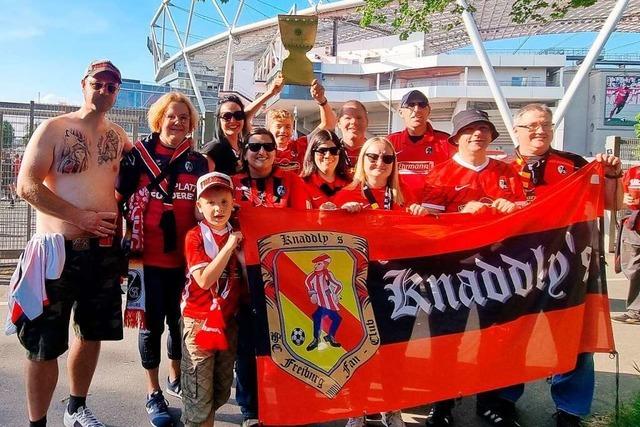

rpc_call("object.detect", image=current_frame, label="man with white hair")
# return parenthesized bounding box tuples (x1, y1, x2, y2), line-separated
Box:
(475, 103, 622, 427)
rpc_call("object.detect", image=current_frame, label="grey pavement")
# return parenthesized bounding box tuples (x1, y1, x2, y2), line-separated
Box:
(0, 254, 639, 427)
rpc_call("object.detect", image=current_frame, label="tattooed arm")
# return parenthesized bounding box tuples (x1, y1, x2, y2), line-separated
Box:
(17, 119, 116, 237)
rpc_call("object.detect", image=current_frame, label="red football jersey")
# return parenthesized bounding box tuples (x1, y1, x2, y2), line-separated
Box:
(275, 136, 308, 173)
(301, 173, 350, 208)
(504, 148, 588, 201)
(387, 125, 454, 191)
(343, 144, 362, 172)
(232, 166, 309, 209)
(422, 154, 526, 213)
(182, 223, 242, 321)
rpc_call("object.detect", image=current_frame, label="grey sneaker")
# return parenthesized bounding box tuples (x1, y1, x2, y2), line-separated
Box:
(63, 406, 105, 427)
(611, 312, 640, 324)
(382, 410, 405, 427)
(241, 418, 259, 427)
(346, 416, 366, 427)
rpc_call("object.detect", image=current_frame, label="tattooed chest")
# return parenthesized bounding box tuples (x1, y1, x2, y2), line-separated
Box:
(56, 128, 121, 174)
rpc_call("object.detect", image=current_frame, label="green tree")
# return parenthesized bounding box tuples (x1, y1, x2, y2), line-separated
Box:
(635, 112, 640, 138)
(1, 121, 15, 149)
(360, 0, 598, 40)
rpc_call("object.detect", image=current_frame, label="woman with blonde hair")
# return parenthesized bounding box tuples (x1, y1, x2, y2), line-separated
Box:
(117, 91, 209, 427)
(333, 138, 425, 427)
(332, 137, 426, 216)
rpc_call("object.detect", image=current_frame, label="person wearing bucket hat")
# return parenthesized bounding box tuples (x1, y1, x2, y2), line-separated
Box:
(180, 171, 244, 427)
(422, 110, 525, 427)
(387, 90, 454, 191)
(420, 109, 525, 216)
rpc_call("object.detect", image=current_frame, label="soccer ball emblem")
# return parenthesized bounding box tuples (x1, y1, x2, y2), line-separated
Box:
(291, 328, 306, 346)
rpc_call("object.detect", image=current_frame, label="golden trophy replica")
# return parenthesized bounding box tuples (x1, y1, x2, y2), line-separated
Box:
(278, 14, 318, 86)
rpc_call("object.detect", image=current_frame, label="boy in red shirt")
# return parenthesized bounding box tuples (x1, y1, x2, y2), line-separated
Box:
(181, 172, 243, 427)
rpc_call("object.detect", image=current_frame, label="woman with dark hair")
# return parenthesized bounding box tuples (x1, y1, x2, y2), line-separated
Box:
(230, 127, 308, 427)
(204, 77, 286, 177)
(231, 128, 308, 209)
(299, 130, 351, 209)
(203, 94, 248, 177)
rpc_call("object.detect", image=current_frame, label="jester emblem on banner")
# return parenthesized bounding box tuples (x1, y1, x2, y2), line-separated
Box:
(257, 231, 379, 398)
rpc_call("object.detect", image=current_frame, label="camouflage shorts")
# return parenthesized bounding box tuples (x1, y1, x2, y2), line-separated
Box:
(181, 316, 238, 426)
(17, 239, 125, 361)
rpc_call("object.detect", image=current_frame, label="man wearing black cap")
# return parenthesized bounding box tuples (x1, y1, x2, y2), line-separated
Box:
(387, 90, 453, 191)
(15, 60, 129, 427)
(421, 109, 525, 215)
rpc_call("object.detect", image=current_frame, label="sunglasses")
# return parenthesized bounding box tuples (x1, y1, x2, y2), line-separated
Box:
(403, 101, 428, 109)
(247, 142, 276, 152)
(365, 153, 395, 164)
(219, 111, 246, 121)
(314, 147, 340, 156)
(89, 81, 119, 94)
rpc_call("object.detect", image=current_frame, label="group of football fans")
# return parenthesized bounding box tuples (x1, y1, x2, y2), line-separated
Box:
(192, 74, 623, 427)
(14, 60, 629, 427)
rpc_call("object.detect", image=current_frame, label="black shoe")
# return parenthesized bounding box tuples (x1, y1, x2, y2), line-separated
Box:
(476, 399, 520, 426)
(306, 338, 319, 351)
(324, 335, 342, 347)
(425, 403, 454, 426)
(554, 411, 582, 427)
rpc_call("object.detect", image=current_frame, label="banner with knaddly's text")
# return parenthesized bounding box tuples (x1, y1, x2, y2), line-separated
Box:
(239, 162, 614, 425)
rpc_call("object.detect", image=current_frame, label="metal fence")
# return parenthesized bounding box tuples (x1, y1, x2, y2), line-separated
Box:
(0, 101, 153, 262)
(604, 136, 640, 252)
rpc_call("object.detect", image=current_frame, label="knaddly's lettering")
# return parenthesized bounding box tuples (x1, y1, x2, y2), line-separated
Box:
(384, 232, 593, 320)
(280, 232, 330, 246)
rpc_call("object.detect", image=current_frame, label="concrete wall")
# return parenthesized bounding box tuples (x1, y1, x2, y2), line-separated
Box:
(466, 68, 549, 84)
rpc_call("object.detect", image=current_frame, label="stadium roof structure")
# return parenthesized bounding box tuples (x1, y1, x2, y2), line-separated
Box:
(150, 0, 639, 142)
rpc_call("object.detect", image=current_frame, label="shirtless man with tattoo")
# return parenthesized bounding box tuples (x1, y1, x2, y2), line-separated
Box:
(15, 60, 130, 427)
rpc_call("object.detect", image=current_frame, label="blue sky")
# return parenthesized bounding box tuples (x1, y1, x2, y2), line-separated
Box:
(0, 0, 638, 105)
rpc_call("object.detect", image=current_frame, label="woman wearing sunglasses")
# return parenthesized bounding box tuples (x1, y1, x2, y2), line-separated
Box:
(332, 137, 427, 217)
(229, 127, 308, 427)
(231, 128, 308, 209)
(204, 94, 249, 177)
(299, 130, 352, 209)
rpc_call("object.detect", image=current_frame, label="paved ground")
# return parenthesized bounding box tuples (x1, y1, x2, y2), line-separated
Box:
(1, 254, 639, 427)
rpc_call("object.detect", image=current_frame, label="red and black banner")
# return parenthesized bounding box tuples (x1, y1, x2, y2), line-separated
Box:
(239, 162, 614, 425)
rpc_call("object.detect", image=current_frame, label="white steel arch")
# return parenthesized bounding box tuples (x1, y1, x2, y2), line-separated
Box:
(149, 0, 640, 141)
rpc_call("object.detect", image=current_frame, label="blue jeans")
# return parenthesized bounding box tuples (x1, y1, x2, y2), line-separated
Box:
(312, 307, 342, 339)
(482, 352, 594, 417)
(235, 303, 257, 419)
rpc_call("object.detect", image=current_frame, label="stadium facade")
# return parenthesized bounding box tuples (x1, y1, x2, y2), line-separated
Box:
(146, 0, 640, 155)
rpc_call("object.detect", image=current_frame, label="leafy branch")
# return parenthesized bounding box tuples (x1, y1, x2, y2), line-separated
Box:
(359, 0, 599, 40)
